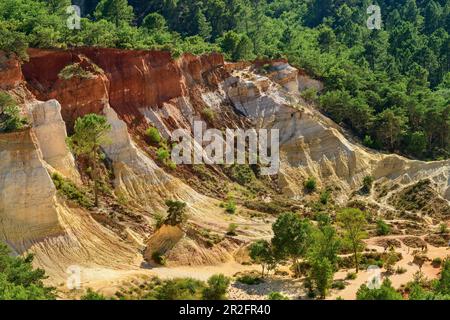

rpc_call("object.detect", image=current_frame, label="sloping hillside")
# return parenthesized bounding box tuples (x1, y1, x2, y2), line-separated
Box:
(0, 49, 449, 292)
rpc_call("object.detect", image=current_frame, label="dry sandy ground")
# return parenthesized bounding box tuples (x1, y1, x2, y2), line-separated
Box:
(58, 234, 449, 300)
(328, 235, 449, 300)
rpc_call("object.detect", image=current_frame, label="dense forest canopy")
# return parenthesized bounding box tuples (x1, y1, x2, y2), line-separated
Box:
(0, 0, 449, 160)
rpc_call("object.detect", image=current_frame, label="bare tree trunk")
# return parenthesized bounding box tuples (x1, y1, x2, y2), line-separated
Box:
(92, 148, 99, 207)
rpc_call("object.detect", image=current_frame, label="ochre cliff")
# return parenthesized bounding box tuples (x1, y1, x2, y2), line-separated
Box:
(22, 48, 225, 135)
(0, 128, 62, 249)
(0, 48, 448, 284)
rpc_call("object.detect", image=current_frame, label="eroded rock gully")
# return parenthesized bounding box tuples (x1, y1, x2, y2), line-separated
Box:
(0, 48, 448, 284)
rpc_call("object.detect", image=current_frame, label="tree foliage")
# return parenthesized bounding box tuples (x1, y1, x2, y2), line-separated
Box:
(67, 114, 111, 207)
(0, 243, 55, 300)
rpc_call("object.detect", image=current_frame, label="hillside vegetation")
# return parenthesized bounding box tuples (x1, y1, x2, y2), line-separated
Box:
(1, 0, 448, 160)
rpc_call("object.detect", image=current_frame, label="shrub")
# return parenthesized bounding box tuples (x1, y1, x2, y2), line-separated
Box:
(146, 127, 162, 144)
(229, 164, 255, 185)
(356, 279, 403, 300)
(223, 200, 237, 214)
(51, 173, 92, 208)
(81, 288, 107, 300)
(0, 242, 55, 299)
(362, 175, 374, 194)
(201, 108, 216, 122)
(432, 257, 442, 268)
(396, 266, 407, 274)
(164, 200, 187, 226)
(304, 177, 317, 193)
(346, 272, 357, 280)
(58, 63, 99, 80)
(226, 223, 238, 236)
(153, 212, 165, 230)
(332, 280, 346, 290)
(363, 135, 374, 148)
(439, 223, 448, 234)
(166, 160, 177, 170)
(202, 274, 230, 300)
(267, 292, 289, 300)
(157, 147, 170, 162)
(301, 88, 318, 102)
(154, 278, 205, 300)
(376, 219, 391, 236)
(319, 190, 331, 204)
(151, 251, 166, 265)
(0, 92, 28, 133)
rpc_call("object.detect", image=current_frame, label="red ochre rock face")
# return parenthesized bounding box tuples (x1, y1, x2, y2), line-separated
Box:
(0, 52, 23, 90)
(21, 48, 226, 134)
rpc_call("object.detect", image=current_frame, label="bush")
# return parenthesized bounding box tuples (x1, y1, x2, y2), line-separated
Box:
(157, 147, 170, 162)
(153, 212, 165, 230)
(319, 190, 331, 205)
(151, 251, 166, 265)
(164, 200, 187, 226)
(154, 278, 205, 300)
(51, 173, 92, 208)
(432, 257, 442, 268)
(226, 223, 238, 236)
(229, 164, 255, 185)
(362, 176, 374, 194)
(376, 219, 391, 236)
(356, 279, 403, 300)
(439, 223, 448, 234)
(332, 280, 346, 290)
(201, 108, 216, 122)
(81, 288, 107, 300)
(304, 177, 317, 193)
(58, 63, 99, 80)
(202, 274, 230, 300)
(223, 200, 237, 214)
(0, 242, 55, 300)
(301, 88, 318, 102)
(346, 272, 357, 280)
(0, 92, 28, 133)
(363, 135, 374, 148)
(146, 127, 162, 144)
(236, 274, 263, 285)
(396, 266, 407, 274)
(267, 292, 289, 300)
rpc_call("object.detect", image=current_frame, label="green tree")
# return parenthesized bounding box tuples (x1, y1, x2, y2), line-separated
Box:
(249, 240, 276, 277)
(94, 0, 134, 27)
(67, 114, 111, 207)
(272, 212, 312, 268)
(307, 224, 340, 299)
(233, 34, 254, 61)
(164, 200, 187, 226)
(362, 175, 374, 194)
(356, 279, 403, 300)
(308, 224, 341, 269)
(374, 109, 408, 151)
(376, 219, 391, 236)
(309, 256, 333, 299)
(142, 12, 167, 31)
(0, 92, 28, 133)
(424, 1, 442, 34)
(0, 243, 55, 300)
(435, 258, 450, 295)
(337, 208, 367, 273)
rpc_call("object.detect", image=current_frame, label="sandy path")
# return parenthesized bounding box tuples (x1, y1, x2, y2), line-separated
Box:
(328, 235, 449, 300)
(59, 260, 258, 297)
